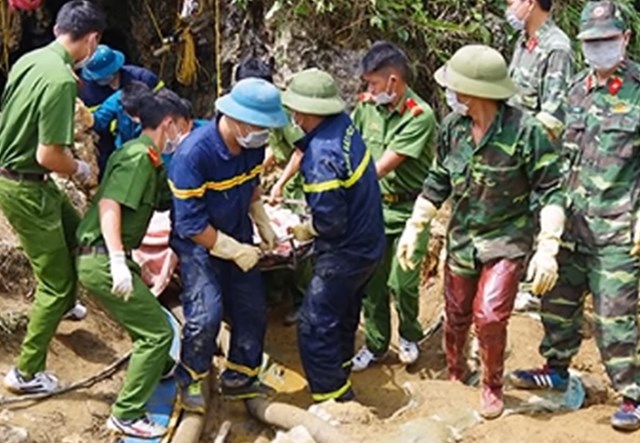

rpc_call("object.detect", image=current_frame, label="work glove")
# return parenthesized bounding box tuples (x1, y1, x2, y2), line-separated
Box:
(210, 231, 261, 272)
(527, 204, 565, 296)
(630, 212, 640, 256)
(397, 196, 437, 271)
(74, 160, 92, 183)
(249, 200, 277, 251)
(289, 220, 318, 242)
(109, 251, 134, 301)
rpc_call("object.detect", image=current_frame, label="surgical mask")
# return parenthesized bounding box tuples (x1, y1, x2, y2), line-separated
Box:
(505, 10, 525, 31)
(373, 76, 397, 106)
(445, 89, 469, 116)
(163, 123, 181, 154)
(237, 129, 269, 149)
(74, 56, 91, 70)
(583, 38, 625, 71)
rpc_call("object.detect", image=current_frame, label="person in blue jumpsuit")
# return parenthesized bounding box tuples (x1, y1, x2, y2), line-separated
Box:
(79, 45, 162, 174)
(169, 78, 288, 412)
(282, 69, 385, 402)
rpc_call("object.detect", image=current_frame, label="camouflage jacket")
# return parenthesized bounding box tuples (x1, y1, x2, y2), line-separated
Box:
(422, 103, 563, 276)
(508, 19, 573, 138)
(563, 60, 640, 249)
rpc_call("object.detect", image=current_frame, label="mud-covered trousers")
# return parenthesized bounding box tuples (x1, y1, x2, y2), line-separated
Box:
(540, 246, 640, 401)
(444, 257, 524, 389)
(0, 178, 79, 377)
(298, 252, 379, 402)
(174, 244, 267, 388)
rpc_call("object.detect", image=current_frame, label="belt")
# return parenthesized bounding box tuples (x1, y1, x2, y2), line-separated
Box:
(0, 168, 49, 182)
(381, 192, 419, 204)
(77, 245, 131, 258)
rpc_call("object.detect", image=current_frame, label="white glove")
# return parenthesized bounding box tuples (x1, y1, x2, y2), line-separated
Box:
(289, 220, 317, 242)
(526, 204, 565, 296)
(210, 231, 261, 272)
(630, 212, 640, 256)
(109, 251, 134, 301)
(397, 196, 437, 271)
(74, 160, 91, 183)
(249, 200, 277, 251)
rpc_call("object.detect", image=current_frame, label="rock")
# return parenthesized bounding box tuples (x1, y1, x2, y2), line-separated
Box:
(311, 400, 376, 425)
(0, 424, 31, 443)
(271, 425, 316, 443)
(376, 417, 456, 443)
(581, 373, 609, 407)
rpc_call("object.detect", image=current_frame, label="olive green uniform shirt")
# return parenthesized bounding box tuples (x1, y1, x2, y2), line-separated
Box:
(77, 134, 172, 250)
(0, 41, 76, 174)
(352, 88, 436, 234)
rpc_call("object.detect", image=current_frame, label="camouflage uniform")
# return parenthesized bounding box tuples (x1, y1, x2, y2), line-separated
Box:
(508, 19, 573, 138)
(539, 60, 640, 402)
(424, 103, 563, 389)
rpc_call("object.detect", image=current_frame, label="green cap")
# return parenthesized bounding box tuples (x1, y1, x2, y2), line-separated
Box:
(282, 68, 346, 116)
(434, 45, 516, 100)
(577, 1, 626, 41)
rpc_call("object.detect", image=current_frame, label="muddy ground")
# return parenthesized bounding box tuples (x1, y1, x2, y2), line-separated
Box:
(1, 252, 638, 443)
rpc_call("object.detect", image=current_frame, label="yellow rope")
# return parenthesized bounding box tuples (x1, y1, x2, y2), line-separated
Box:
(176, 27, 198, 85)
(0, 0, 12, 73)
(215, 0, 222, 96)
(144, 0, 165, 42)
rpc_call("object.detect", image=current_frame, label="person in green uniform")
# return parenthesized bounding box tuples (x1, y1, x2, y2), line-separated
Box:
(0, 0, 106, 395)
(76, 88, 184, 439)
(351, 41, 437, 370)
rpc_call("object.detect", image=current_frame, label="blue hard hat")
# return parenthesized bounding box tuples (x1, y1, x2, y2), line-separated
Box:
(82, 45, 125, 82)
(215, 78, 288, 129)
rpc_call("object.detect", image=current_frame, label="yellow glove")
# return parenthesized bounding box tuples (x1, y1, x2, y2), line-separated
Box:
(210, 231, 261, 272)
(630, 213, 640, 256)
(397, 196, 437, 271)
(249, 200, 277, 251)
(289, 220, 317, 242)
(526, 204, 565, 296)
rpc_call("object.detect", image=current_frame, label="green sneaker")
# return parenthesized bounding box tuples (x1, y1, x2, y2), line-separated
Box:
(220, 380, 276, 400)
(179, 380, 206, 414)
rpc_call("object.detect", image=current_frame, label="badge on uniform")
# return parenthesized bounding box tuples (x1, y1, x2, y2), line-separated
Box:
(147, 147, 162, 168)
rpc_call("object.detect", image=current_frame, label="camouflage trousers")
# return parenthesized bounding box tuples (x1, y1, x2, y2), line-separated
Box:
(540, 245, 640, 401)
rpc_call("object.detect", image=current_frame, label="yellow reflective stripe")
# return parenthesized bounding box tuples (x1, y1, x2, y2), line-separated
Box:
(303, 149, 371, 194)
(88, 105, 100, 113)
(110, 119, 118, 134)
(226, 361, 261, 378)
(312, 379, 352, 402)
(154, 80, 165, 92)
(169, 165, 263, 199)
(181, 364, 209, 381)
(342, 360, 352, 368)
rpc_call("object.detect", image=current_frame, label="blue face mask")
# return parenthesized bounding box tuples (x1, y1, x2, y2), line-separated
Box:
(237, 129, 269, 149)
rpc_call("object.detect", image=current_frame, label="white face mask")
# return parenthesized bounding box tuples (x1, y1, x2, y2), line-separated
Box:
(75, 34, 98, 70)
(163, 122, 181, 154)
(445, 89, 469, 116)
(237, 128, 270, 149)
(583, 38, 625, 71)
(373, 75, 397, 106)
(505, 10, 526, 31)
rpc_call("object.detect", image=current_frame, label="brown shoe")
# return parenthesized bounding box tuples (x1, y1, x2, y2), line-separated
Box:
(480, 386, 504, 419)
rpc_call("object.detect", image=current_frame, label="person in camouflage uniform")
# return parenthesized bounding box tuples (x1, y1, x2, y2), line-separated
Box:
(511, 1, 640, 432)
(397, 45, 565, 419)
(350, 41, 437, 370)
(506, 0, 573, 139)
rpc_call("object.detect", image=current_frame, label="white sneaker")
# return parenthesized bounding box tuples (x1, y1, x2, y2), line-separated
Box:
(352, 346, 383, 372)
(106, 415, 166, 439)
(3, 367, 59, 394)
(398, 337, 419, 365)
(63, 302, 87, 321)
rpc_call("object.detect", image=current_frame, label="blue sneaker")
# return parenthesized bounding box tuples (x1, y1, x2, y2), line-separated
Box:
(508, 366, 569, 391)
(611, 398, 640, 432)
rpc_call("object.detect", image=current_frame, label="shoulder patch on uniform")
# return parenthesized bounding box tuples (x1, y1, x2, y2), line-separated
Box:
(405, 97, 423, 117)
(147, 147, 162, 168)
(358, 92, 375, 103)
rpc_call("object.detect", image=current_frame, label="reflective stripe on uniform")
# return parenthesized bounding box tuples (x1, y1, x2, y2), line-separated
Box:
(154, 80, 165, 92)
(226, 360, 261, 378)
(311, 379, 352, 402)
(169, 165, 262, 199)
(303, 149, 371, 194)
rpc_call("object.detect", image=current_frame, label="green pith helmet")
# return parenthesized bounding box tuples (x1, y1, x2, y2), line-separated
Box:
(577, 1, 626, 41)
(282, 68, 346, 115)
(434, 45, 517, 100)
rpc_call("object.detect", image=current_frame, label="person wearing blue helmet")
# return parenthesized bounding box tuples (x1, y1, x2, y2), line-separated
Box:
(169, 78, 287, 411)
(79, 45, 162, 175)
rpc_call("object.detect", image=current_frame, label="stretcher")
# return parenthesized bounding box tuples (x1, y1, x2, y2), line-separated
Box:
(132, 202, 313, 294)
